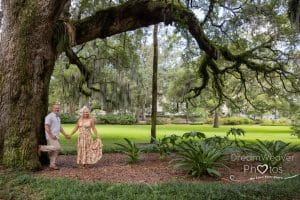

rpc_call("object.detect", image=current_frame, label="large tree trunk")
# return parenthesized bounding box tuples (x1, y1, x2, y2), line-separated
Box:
(0, 0, 64, 169)
(150, 24, 158, 143)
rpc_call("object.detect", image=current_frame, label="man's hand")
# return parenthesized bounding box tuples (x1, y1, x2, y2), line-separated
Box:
(45, 124, 57, 140)
(49, 134, 57, 140)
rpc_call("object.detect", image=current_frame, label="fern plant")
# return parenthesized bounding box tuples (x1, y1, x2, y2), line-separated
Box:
(114, 138, 140, 163)
(246, 140, 297, 167)
(173, 140, 225, 177)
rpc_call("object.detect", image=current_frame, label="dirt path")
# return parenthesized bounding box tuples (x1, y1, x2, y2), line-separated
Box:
(35, 152, 300, 184)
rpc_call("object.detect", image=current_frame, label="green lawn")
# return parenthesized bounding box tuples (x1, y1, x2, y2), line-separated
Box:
(59, 124, 300, 153)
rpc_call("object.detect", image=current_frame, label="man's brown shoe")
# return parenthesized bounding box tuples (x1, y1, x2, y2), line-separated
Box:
(49, 165, 59, 170)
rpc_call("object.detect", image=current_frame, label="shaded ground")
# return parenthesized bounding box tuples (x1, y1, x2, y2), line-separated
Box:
(35, 152, 300, 184)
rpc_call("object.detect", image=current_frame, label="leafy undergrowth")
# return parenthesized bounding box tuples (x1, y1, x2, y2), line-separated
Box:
(1, 169, 299, 200)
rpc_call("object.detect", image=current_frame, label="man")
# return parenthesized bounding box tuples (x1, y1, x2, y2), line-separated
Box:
(39, 103, 70, 170)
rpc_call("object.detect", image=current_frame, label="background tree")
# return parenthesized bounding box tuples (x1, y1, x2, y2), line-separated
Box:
(151, 24, 159, 143)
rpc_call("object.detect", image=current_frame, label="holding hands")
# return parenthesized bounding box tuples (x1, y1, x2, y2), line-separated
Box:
(65, 134, 71, 140)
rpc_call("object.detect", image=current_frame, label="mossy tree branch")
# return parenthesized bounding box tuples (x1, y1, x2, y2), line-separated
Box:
(73, 0, 218, 58)
(64, 0, 299, 106)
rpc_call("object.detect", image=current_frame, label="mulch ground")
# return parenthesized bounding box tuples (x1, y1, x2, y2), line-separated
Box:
(35, 152, 300, 184)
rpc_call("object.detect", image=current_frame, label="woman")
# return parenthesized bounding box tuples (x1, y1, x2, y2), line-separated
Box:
(69, 106, 102, 167)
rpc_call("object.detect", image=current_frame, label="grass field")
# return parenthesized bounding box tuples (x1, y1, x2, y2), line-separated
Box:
(59, 124, 300, 153)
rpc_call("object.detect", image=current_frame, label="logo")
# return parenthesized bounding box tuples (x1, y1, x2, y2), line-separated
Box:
(257, 164, 268, 174)
(229, 154, 297, 181)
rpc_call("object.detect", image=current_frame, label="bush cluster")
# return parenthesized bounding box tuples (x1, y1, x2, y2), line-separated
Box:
(145, 117, 171, 125)
(59, 113, 136, 125)
(59, 112, 291, 126)
(115, 128, 298, 179)
(59, 113, 78, 124)
(261, 118, 291, 126)
(203, 117, 290, 126)
(95, 114, 136, 125)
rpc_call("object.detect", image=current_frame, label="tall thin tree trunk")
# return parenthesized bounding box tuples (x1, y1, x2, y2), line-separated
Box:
(185, 101, 189, 124)
(213, 111, 219, 128)
(150, 24, 158, 143)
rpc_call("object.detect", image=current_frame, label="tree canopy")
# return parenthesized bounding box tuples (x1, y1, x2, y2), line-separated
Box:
(59, 0, 300, 110)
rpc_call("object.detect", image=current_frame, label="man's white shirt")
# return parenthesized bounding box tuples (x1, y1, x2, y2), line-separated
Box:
(45, 112, 61, 140)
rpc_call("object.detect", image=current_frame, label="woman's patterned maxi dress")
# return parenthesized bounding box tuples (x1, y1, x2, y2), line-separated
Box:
(77, 119, 102, 164)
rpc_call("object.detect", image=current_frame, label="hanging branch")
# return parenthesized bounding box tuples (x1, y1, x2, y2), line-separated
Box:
(201, 0, 216, 26)
(56, 0, 299, 107)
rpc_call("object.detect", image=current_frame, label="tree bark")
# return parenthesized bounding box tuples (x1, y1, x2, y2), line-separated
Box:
(0, 0, 66, 169)
(150, 24, 158, 144)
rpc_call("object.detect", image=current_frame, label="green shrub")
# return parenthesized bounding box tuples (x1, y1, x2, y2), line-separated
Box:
(114, 138, 140, 163)
(245, 140, 297, 167)
(203, 117, 222, 124)
(227, 128, 246, 148)
(146, 117, 171, 125)
(190, 122, 204, 125)
(173, 140, 225, 177)
(148, 136, 171, 159)
(170, 117, 186, 124)
(204, 136, 235, 153)
(182, 131, 206, 139)
(96, 114, 136, 124)
(223, 117, 253, 125)
(203, 117, 254, 125)
(261, 118, 291, 126)
(227, 128, 245, 138)
(59, 113, 78, 123)
(291, 113, 300, 138)
(118, 115, 136, 125)
(143, 135, 181, 158)
(163, 134, 181, 149)
(253, 118, 263, 124)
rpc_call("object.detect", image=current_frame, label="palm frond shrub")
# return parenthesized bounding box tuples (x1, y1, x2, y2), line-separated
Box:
(226, 128, 246, 147)
(150, 136, 171, 159)
(163, 134, 181, 150)
(204, 136, 237, 154)
(173, 140, 225, 177)
(227, 128, 245, 137)
(182, 131, 206, 139)
(114, 138, 140, 163)
(245, 140, 298, 167)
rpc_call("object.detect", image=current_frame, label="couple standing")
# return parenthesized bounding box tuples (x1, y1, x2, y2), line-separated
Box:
(39, 103, 102, 170)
